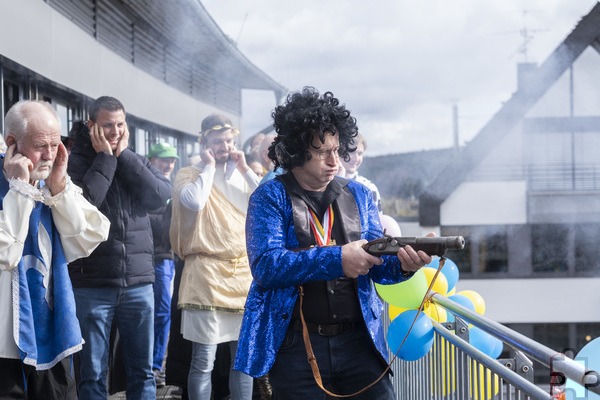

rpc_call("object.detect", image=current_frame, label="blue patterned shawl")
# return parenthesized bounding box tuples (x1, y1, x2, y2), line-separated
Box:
(0, 175, 83, 370)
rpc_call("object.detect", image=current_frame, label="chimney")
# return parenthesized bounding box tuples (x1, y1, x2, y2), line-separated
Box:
(517, 62, 537, 92)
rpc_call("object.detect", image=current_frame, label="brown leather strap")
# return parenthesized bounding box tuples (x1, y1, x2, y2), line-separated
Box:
(299, 285, 375, 398)
(298, 257, 446, 398)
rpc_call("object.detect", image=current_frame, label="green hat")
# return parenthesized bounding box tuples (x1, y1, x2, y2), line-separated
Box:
(147, 142, 179, 159)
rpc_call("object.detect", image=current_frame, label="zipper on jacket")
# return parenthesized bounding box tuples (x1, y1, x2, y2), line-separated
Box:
(115, 183, 128, 287)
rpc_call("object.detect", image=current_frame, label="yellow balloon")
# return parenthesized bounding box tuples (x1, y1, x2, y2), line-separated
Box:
(421, 267, 449, 295)
(388, 304, 409, 321)
(447, 287, 456, 296)
(458, 290, 486, 315)
(423, 303, 448, 323)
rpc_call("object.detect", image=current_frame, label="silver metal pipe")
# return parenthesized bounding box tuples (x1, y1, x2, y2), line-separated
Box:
(430, 292, 600, 395)
(432, 320, 552, 400)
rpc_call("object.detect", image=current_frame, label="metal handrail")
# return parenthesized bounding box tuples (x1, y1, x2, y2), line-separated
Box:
(431, 320, 551, 399)
(430, 292, 600, 395)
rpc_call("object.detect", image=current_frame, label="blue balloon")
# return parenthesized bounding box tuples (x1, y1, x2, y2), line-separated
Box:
(427, 257, 460, 292)
(490, 336, 504, 359)
(387, 309, 434, 361)
(469, 326, 503, 359)
(446, 294, 475, 323)
(566, 337, 600, 399)
(426, 257, 440, 270)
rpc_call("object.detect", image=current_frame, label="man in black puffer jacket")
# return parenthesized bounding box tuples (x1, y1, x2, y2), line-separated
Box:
(67, 96, 172, 400)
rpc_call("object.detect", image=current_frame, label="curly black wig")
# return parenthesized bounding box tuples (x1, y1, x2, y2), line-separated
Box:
(268, 87, 358, 171)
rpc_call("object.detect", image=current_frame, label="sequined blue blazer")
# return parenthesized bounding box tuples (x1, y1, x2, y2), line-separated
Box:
(234, 175, 409, 378)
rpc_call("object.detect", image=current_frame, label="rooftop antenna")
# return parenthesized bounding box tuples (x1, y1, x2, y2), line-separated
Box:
(508, 10, 548, 62)
(235, 13, 248, 45)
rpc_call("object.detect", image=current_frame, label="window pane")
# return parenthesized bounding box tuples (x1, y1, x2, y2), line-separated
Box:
(444, 246, 470, 274)
(510, 323, 600, 384)
(3, 80, 20, 117)
(532, 224, 569, 272)
(135, 127, 147, 157)
(575, 323, 600, 351)
(534, 323, 570, 384)
(56, 103, 69, 138)
(575, 224, 600, 273)
(478, 230, 508, 273)
(441, 227, 471, 273)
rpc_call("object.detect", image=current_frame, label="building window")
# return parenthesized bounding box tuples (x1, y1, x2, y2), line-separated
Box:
(508, 323, 600, 384)
(575, 323, 600, 352)
(533, 323, 570, 384)
(444, 244, 471, 274)
(442, 226, 509, 275)
(135, 127, 147, 156)
(3, 80, 20, 117)
(441, 226, 472, 274)
(185, 141, 201, 166)
(55, 103, 70, 138)
(574, 224, 600, 274)
(531, 224, 569, 273)
(533, 323, 571, 353)
(478, 231, 508, 273)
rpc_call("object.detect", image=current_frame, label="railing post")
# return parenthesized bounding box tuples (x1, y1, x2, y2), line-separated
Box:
(500, 350, 535, 381)
(455, 318, 470, 399)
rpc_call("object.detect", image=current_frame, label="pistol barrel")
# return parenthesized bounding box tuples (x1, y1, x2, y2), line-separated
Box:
(362, 236, 465, 257)
(397, 236, 465, 250)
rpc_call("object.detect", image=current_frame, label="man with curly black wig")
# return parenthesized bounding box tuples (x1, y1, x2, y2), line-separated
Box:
(234, 87, 432, 399)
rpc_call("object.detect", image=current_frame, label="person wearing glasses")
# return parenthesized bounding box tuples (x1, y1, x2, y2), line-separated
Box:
(233, 87, 432, 399)
(169, 114, 259, 399)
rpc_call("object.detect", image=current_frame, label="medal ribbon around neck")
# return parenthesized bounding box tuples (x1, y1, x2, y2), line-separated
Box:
(308, 205, 334, 246)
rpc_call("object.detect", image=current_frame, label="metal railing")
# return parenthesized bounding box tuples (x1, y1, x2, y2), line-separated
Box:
(527, 164, 600, 192)
(386, 293, 600, 399)
(460, 163, 600, 192)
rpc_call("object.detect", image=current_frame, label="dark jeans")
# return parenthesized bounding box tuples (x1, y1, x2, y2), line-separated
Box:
(0, 357, 76, 400)
(153, 258, 175, 371)
(269, 324, 395, 400)
(74, 284, 155, 400)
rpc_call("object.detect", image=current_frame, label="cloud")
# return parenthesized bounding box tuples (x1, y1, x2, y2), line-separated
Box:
(203, 0, 599, 155)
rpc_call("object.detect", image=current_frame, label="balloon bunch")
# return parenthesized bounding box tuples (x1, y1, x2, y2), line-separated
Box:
(376, 258, 503, 361)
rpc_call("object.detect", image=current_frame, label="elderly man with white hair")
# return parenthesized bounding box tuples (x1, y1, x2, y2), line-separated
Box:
(0, 100, 109, 399)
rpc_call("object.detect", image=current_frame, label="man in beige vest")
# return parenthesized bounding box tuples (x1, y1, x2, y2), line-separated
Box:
(170, 114, 259, 400)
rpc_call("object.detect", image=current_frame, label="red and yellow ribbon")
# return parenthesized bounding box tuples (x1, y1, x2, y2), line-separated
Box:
(308, 205, 334, 246)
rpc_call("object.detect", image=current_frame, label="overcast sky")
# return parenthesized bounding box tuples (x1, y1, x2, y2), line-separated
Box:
(201, 0, 599, 156)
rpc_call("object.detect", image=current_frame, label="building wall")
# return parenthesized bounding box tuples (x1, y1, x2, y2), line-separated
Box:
(529, 192, 600, 224)
(456, 278, 600, 324)
(528, 47, 600, 118)
(435, 50, 600, 334)
(441, 180, 527, 226)
(0, 0, 237, 133)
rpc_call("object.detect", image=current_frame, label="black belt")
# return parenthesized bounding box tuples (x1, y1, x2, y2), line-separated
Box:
(291, 320, 356, 336)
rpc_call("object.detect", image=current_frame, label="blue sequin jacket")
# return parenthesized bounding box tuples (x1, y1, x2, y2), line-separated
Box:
(234, 175, 410, 378)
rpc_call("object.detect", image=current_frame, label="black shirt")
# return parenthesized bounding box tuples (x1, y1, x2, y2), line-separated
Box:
(289, 182, 362, 325)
